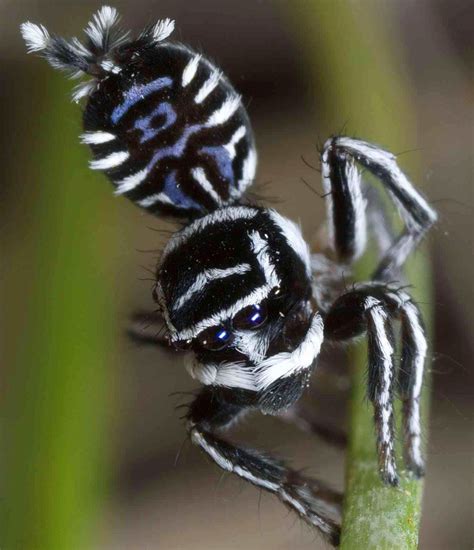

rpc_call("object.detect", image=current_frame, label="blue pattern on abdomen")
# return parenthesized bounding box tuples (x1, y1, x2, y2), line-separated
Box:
(85, 43, 257, 215)
(147, 123, 202, 171)
(199, 146, 235, 185)
(134, 102, 177, 143)
(111, 76, 173, 124)
(162, 170, 200, 210)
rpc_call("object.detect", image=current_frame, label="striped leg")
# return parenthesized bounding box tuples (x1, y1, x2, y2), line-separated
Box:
(321, 136, 437, 280)
(324, 284, 428, 484)
(187, 388, 342, 546)
(324, 289, 398, 485)
(380, 287, 427, 477)
(365, 298, 398, 485)
(398, 299, 427, 477)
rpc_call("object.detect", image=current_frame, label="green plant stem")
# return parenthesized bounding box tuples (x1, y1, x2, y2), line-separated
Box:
(3, 74, 118, 549)
(287, 1, 433, 547)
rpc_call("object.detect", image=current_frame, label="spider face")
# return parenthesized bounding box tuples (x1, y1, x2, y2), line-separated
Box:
(155, 206, 319, 408)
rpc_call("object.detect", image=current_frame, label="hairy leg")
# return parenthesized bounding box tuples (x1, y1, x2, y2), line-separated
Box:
(324, 283, 428, 484)
(187, 387, 342, 546)
(320, 136, 437, 280)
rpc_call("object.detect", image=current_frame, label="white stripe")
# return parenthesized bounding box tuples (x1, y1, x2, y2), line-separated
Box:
(137, 192, 173, 208)
(249, 231, 280, 288)
(321, 143, 368, 259)
(185, 354, 219, 386)
(403, 302, 427, 401)
(191, 429, 281, 492)
(224, 126, 246, 159)
(211, 360, 257, 391)
(365, 298, 394, 452)
(191, 429, 233, 471)
(89, 151, 129, 170)
(253, 314, 324, 389)
(114, 168, 148, 194)
(80, 131, 116, 145)
(321, 145, 335, 250)
(234, 466, 280, 491)
(206, 94, 241, 127)
(172, 284, 273, 342)
(345, 158, 367, 259)
(191, 167, 222, 205)
(182, 54, 202, 87)
(237, 147, 257, 192)
(233, 330, 271, 364)
(402, 301, 427, 468)
(335, 137, 437, 227)
(185, 313, 324, 392)
(161, 206, 259, 258)
(268, 210, 311, 276)
(174, 264, 252, 312)
(280, 490, 306, 515)
(194, 68, 222, 103)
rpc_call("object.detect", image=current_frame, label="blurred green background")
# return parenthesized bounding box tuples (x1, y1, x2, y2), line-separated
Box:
(1, 1, 472, 549)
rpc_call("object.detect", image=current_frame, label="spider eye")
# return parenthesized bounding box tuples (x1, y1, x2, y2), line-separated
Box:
(197, 325, 232, 351)
(233, 302, 268, 330)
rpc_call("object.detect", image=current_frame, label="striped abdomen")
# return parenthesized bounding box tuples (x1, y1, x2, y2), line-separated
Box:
(82, 43, 257, 218)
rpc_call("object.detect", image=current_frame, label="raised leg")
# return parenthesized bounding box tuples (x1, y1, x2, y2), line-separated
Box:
(321, 136, 437, 280)
(187, 387, 342, 546)
(127, 310, 171, 349)
(324, 283, 428, 485)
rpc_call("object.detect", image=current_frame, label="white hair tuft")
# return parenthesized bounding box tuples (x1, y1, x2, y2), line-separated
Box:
(150, 18, 175, 42)
(20, 22, 50, 53)
(84, 6, 119, 49)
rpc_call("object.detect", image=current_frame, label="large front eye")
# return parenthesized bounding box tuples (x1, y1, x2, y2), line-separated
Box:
(233, 302, 268, 330)
(197, 325, 233, 351)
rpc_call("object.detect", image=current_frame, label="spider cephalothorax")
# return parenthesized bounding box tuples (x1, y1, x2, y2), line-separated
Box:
(156, 205, 318, 412)
(22, 7, 437, 546)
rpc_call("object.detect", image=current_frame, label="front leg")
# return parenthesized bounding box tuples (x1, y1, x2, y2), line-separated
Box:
(187, 386, 342, 546)
(324, 284, 428, 484)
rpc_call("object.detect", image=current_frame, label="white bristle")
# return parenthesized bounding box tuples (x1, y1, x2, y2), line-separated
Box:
(150, 18, 175, 42)
(72, 80, 96, 103)
(20, 22, 50, 53)
(85, 6, 120, 48)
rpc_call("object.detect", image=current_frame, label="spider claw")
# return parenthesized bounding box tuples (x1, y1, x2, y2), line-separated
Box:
(406, 459, 425, 479)
(382, 470, 400, 487)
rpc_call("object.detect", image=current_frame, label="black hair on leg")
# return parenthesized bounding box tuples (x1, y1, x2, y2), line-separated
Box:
(186, 387, 342, 546)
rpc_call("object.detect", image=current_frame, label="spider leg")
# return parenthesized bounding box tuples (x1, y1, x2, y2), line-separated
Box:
(187, 387, 342, 546)
(127, 310, 171, 349)
(279, 404, 347, 449)
(364, 183, 397, 260)
(398, 298, 427, 477)
(324, 283, 428, 484)
(321, 136, 437, 280)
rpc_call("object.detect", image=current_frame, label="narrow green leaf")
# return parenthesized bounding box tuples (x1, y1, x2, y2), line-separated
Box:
(3, 73, 118, 550)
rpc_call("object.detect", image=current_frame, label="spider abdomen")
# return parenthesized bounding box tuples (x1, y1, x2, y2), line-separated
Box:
(82, 43, 257, 217)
